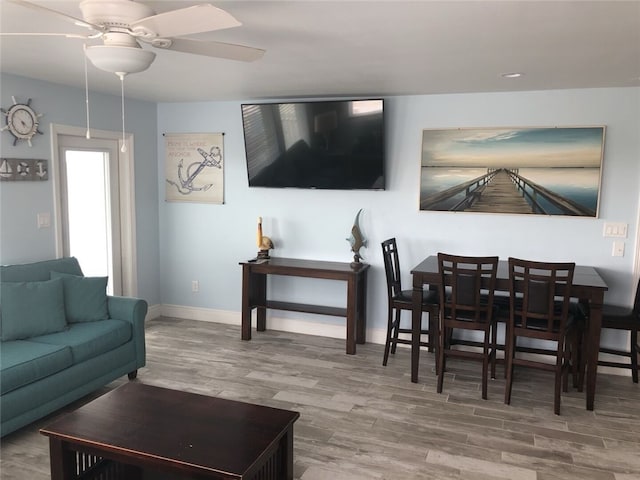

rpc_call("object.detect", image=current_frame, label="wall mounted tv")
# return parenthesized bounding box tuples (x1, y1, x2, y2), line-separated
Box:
(241, 99, 385, 190)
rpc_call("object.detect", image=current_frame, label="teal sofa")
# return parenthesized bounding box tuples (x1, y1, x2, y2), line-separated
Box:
(0, 257, 147, 437)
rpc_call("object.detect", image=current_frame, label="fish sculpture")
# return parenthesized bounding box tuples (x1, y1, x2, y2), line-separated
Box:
(346, 209, 367, 264)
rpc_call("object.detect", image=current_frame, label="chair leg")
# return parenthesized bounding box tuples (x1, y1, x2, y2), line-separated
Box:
(428, 308, 437, 353)
(570, 328, 581, 389)
(482, 329, 489, 400)
(631, 328, 638, 384)
(554, 342, 564, 415)
(577, 324, 587, 393)
(562, 336, 570, 394)
(490, 321, 497, 380)
(390, 309, 401, 355)
(437, 326, 446, 394)
(503, 322, 510, 379)
(435, 315, 444, 376)
(504, 331, 515, 406)
(382, 306, 394, 366)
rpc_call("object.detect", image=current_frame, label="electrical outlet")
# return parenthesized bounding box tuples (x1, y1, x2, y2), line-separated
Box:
(191, 280, 199, 292)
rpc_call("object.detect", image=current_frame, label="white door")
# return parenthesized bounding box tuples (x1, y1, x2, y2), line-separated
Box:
(52, 125, 137, 296)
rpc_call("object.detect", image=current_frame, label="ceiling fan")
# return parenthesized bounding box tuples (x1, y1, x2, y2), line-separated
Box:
(5, 0, 265, 76)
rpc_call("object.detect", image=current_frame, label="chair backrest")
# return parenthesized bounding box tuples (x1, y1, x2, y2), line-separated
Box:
(633, 276, 640, 316)
(381, 238, 403, 299)
(437, 253, 499, 323)
(508, 257, 575, 333)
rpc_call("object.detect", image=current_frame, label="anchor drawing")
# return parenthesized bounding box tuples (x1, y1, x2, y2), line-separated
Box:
(166, 145, 222, 195)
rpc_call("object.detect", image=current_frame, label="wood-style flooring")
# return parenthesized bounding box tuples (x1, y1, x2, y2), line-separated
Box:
(1, 317, 639, 480)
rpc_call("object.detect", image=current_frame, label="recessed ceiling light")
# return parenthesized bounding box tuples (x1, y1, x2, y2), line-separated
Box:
(501, 72, 524, 78)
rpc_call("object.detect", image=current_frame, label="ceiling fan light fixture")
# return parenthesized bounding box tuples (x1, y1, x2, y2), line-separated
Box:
(85, 44, 155, 75)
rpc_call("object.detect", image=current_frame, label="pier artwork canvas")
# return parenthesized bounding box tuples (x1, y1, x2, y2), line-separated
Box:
(420, 127, 605, 216)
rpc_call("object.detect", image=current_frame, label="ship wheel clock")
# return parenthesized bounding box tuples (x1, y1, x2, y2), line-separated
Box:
(1, 97, 43, 147)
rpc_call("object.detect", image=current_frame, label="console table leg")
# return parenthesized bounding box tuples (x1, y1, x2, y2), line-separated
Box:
(346, 277, 356, 354)
(241, 265, 253, 340)
(355, 270, 367, 345)
(256, 273, 267, 332)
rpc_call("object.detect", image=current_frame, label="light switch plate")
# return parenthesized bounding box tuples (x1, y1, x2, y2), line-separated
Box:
(612, 241, 625, 257)
(603, 222, 628, 238)
(37, 212, 51, 229)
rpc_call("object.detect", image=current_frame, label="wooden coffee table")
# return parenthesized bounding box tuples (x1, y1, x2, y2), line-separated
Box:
(40, 383, 300, 480)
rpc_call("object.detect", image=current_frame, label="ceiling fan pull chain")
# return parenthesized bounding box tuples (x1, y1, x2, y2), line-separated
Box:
(83, 44, 91, 139)
(118, 73, 127, 153)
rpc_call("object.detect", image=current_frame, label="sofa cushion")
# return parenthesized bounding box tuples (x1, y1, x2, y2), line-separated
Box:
(0, 340, 73, 395)
(30, 319, 132, 363)
(0, 257, 83, 283)
(0, 279, 67, 341)
(50, 272, 109, 323)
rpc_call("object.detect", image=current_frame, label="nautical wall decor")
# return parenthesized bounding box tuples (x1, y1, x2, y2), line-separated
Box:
(165, 132, 224, 204)
(420, 127, 605, 217)
(1, 97, 44, 147)
(0, 158, 48, 181)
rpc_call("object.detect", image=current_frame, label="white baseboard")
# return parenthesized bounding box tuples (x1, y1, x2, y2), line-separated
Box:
(146, 303, 163, 322)
(152, 304, 389, 345)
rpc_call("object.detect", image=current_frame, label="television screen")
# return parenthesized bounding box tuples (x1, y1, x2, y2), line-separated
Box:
(241, 99, 385, 190)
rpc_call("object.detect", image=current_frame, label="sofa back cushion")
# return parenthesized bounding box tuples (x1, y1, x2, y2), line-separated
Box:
(0, 257, 83, 283)
(0, 278, 67, 341)
(50, 272, 109, 323)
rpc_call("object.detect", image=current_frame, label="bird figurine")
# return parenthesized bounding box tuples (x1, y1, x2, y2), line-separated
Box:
(346, 209, 367, 264)
(257, 216, 274, 259)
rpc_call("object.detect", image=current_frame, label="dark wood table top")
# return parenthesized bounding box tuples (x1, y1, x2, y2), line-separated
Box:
(411, 255, 608, 291)
(240, 256, 370, 273)
(40, 383, 300, 478)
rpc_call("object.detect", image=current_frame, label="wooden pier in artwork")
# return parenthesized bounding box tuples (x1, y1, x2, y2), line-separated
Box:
(420, 168, 595, 216)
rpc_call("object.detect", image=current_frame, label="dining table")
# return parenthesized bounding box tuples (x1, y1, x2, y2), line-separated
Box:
(410, 255, 609, 411)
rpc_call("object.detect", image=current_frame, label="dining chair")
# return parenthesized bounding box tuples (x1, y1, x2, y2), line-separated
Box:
(504, 257, 580, 415)
(597, 277, 640, 383)
(381, 238, 439, 367)
(436, 253, 499, 399)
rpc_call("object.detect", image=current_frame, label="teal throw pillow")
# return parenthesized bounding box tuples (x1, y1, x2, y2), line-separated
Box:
(0, 278, 67, 341)
(50, 271, 109, 323)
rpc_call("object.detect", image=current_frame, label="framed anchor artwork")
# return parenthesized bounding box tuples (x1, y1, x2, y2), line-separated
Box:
(164, 132, 224, 204)
(0, 158, 48, 182)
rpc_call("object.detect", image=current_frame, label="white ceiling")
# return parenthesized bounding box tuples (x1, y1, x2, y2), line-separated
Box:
(1, 0, 639, 103)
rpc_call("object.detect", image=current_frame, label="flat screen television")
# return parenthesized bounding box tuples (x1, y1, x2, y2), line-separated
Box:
(241, 99, 385, 190)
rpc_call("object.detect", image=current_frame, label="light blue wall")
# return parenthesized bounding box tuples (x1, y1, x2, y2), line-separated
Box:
(0, 74, 161, 305)
(3, 74, 638, 344)
(157, 87, 640, 340)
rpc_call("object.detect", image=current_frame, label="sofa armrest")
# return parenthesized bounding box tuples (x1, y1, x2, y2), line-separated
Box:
(107, 296, 148, 369)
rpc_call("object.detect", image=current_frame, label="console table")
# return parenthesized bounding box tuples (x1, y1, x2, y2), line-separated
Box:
(240, 257, 369, 354)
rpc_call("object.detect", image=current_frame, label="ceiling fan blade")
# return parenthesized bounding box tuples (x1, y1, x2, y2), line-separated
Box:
(0, 32, 93, 39)
(131, 4, 241, 39)
(156, 38, 265, 62)
(6, 0, 104, 33)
